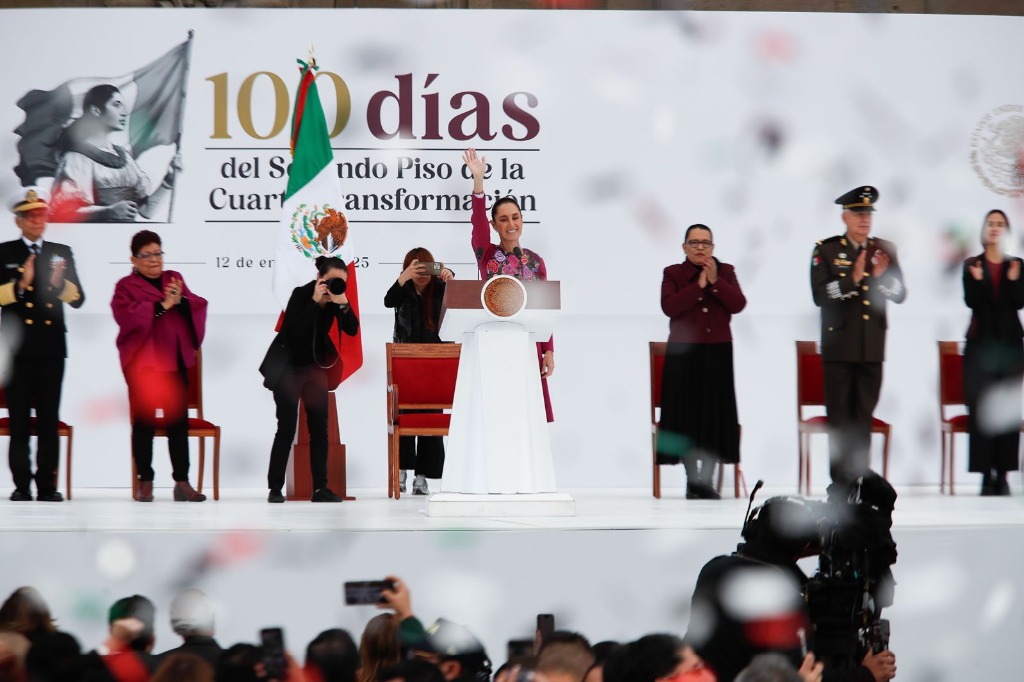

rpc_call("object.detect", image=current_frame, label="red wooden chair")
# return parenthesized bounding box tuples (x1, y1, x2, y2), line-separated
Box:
(0, 387, 73, 500)
(650, 341, 745, 498)
(130, 350, 220, 500)
(386, 343, 461, 500)
(796, 340, 890, 494)
(938, 341, 969, 495)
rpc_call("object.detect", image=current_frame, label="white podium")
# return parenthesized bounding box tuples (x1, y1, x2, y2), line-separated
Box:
(430, 277, 574, 517)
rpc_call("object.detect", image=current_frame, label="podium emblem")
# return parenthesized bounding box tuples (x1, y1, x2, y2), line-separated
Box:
(481, 275, 527, 319)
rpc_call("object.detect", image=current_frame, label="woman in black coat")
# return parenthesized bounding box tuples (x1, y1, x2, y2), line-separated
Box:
(260, 257, 359, 503)
(383, 247, 454, 495)
(962, 209, 1024, 496)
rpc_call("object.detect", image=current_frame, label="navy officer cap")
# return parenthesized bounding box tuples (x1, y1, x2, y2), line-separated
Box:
(835, 186, 878, 213)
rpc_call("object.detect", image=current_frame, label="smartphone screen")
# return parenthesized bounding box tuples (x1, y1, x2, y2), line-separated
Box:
(507, 638, 534, 660)
(260, 627, 287, 680)
(343, 580, 394, 605)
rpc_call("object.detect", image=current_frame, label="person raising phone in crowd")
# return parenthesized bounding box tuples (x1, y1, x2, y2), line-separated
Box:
(463, 147, 555, 421)
(384, 248, 454, 496)
(259, 256, 359, 504)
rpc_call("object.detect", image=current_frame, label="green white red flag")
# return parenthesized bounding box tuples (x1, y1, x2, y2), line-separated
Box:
(273, 58, 362, 386)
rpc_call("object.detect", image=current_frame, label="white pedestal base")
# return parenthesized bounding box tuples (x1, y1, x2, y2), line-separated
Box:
(441, 322, 557, 494)
(427, 492, 575, 517)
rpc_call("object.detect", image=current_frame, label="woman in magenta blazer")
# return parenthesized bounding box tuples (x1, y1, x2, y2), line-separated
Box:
(111, 230, 207, 502)
(657, 224, 747, 499)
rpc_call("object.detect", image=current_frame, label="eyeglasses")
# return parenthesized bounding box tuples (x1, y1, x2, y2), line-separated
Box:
(135, 251, 165, 261)
(686, 240, 714, 249)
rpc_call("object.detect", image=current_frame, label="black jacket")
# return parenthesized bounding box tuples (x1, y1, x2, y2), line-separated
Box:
(0, 238, 85, 358)
(810, 235, 905, 363)
(963, 255, 1024, 342)
(384, 278, 445, 344)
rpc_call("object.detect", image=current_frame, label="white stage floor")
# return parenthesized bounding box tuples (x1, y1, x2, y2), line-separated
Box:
(1, 485, 1022, 532)
(1, 486, 1021, 682)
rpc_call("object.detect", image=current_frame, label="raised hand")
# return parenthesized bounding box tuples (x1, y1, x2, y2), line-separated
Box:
(49, 258, 67, 289)
(1009, 259, 1021, 281)
(698, 268, 708, 289)
(852, 248, 867, 283)
(463, 147, 487, 180)
(312, 279, 328, 305)
(19, 253, 35, 290)
(871, 249, 890, 278)
(969, 258, 984, 281)
(162, 276, 183, 309)
(439, 267, 454, 283)
(703, 258, 718, 285)
(398, 259, 426, 285)
(861, 650, 897, 682)
(798, 653, 824, 682)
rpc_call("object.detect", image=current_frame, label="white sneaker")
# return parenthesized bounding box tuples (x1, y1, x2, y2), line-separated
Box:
(412, 475, 429, 495)
(398, 470, 408, 494)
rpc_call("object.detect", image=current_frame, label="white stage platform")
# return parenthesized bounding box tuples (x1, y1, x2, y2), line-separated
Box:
(1, 486, 1021, 681)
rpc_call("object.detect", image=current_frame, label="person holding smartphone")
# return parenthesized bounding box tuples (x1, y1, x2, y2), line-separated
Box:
(260, 256, 359, 503)
(384, 247, 454, 495)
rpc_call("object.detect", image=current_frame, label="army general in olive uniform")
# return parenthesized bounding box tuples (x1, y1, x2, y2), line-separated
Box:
(0, 187, 85, 501)
(810, 186, 905, 486)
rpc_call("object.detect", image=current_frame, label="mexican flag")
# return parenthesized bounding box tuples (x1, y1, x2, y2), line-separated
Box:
(273, 58, 362, 387)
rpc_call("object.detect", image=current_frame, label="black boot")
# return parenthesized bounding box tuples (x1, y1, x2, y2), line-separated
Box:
(981, 471, 996, 496)
(995, 471, 1011, 496)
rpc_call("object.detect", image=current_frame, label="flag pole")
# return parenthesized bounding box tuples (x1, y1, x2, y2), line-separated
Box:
(167, 29, 195, 225)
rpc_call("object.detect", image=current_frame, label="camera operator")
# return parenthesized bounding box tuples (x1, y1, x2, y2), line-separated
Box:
(686, 479, 896, 682)
(259, 256, 358, 504)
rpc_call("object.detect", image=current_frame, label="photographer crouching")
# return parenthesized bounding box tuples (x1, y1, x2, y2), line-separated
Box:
(686, 473, 898, 682)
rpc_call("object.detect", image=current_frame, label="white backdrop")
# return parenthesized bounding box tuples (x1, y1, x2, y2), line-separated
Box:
(1, 8, 1023, 491)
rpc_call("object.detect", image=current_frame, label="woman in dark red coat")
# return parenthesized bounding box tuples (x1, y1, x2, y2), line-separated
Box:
(962, 209, 1024, 496)
(657, 224, 746, 499)
(111, 231, 208, 502)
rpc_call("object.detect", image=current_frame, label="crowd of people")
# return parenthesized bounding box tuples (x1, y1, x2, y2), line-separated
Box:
(0, 567, 896, 682)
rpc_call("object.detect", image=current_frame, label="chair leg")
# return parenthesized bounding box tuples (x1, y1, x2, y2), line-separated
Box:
(392, 432, 402, 500)
(197, 437, 206, 494)
(940, 432, 947, 494)
(716, 462, 724, 494)
(66, 427, 73, 501)
(652, 429, 661, 499)
(737, 465, 749, 498)
(805, 435, 813, 496)
(882, 428, 891, 481)
(131, 456, 138, 500)
(734, 464, 741, 498)
(950, 434, 956, 496)
(387, 431, 395, 499)
(213, 427, 220, 501)
(798, 433, 806, 495)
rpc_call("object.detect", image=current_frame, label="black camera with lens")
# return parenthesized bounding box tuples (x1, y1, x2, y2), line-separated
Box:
(326, 278, 347, 295)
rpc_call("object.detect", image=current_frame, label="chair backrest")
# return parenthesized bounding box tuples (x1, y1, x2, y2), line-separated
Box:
(386, 343, 461, 409)
(937, 341, 965, 413)
(796, 340, 825, 415)
(649, 342, 667, 421)
(188, 349, 203, 418)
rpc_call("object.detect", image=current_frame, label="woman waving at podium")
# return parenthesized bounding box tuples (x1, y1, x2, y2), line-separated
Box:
(657, 224, 746, 499)
(463, 147, 554, 421)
